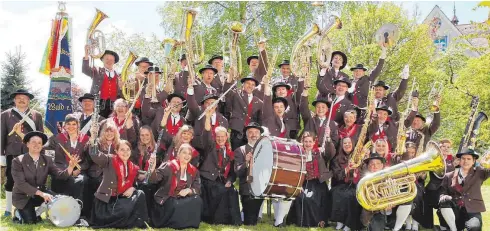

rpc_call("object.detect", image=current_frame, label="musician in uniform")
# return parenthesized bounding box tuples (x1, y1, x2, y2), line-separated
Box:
(338, 110, 361, 145)
(439, 149, 490, 231)
(287, 132, 334, 227)
(82, 123, 121, 219)
(99, 98, 139, 146)
(140, 66, 170, 125)
(150, 95, 186, 153)
(299, 89, 339, 146)
(272, 80, 303, 139)
(44, 114, 90, 210)
(373, 138, 394, 167)
(330, 137, 363, 230)
(360, 152, 393, 230)
(234, 122, 264, 225)
(161, 125, 200, 167)
(224, 75, 263, 150)
(89, 140, 148, 228)
(372, 65, 409, 122)
(1, 89, 44, 217)
(368, 105, 397, 152)
(326, 77, 355, 125)
(73, 93, 105, 137)
(133, 57, 154, 118)
(148, 143, 202, 229)
(262, 79, 291, 139)
(272, 60, 298, 92)
(404, 96, 441, 149)
(251, 42, 268, 99)
(83, 47, 121, 118)
(200, 113, 241, 225)
(11, 131, 79, 224)
(316, 51, 349, 99)
(347, 46, 386, 110)
(208, 54, 229, 118)
(173, 54, 190, 96)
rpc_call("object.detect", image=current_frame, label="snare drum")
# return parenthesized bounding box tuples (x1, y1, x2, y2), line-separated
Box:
(249, 136, 306, 199)
(46, 195, 82, 227)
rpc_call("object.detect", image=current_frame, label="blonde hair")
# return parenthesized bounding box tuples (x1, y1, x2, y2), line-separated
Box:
(138, 126, 156, 154)
(173, 125, 194, 149)
(99, 122, 121, 151)
(214, 126, 228, 135)
(177, 143, 193, 158)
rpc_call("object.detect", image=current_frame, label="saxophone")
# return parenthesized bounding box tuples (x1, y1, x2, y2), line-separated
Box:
(349, 86, 375, 168)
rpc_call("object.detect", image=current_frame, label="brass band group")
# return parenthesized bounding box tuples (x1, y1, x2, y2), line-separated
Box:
(2, 6, 490, 231)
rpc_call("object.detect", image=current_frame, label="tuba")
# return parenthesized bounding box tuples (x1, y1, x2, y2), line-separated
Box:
(120, 49, 140, 103)
(162, 38, 180, 94)
(317, 15, 342, 68)
(86, 8, 108, 59)
(180, 7, 204, 84)
(223, 21, 245, 80)
(357, 141, 445, 211)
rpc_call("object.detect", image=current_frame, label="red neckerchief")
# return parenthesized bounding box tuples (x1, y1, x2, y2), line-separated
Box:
(138, 147, 153, 171)
(166, 116, 183, 136)
(167, 159, 197, 197)
(111, 156, 139, 195)
(57, 132, 89, 164)
(450, 170, 465, 208)
(339, 124, 358, 139)
(215, 142, 234, 178)
(113, 117, 126, 134)
(329, 100, 341, 121)
(279, 128, 287, 138)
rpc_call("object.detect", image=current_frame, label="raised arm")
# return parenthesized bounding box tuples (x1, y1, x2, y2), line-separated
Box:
(368, 47, 386, 82)
(428, 111, 440, 136)
(254, 48, 268, 82)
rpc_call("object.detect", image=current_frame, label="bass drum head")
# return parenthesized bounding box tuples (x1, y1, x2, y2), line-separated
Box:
(47, 195, 81, 227)
(250, 136, 274, 197)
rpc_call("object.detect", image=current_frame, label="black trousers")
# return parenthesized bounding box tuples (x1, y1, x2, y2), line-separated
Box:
(51, 173, 86, 201)
(240, 195, 263, 226)
(17, 189, 55, 224)
(5, 155, 15, 191)
(230, 130, 246, 151)
(367, 212, 387, 231)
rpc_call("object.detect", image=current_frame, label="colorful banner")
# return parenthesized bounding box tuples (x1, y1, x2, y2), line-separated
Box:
(41, 7, 74, 134)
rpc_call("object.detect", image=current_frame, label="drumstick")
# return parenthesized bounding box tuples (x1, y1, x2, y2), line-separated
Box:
(58, 143, 82, 170)
(246, 152, 254, 183)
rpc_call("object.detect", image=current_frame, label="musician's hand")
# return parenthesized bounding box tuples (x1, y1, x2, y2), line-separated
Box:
(69, 155, 81, 169)
(125, 117, 134, 129)
(72, 169, 81, 177)
(453, 158, 460, 167)
(13, 122, 23, 137)
(246, 152, 253, 163)
(412, 97, 419, 111)
(84, 45, 90, 58)
(258, 41, 266, 51)
(137, 173, 146, 182)
(40, 192, 53, 203)
(325, 127, 331, 136)
(380, 45, 387, 59)
(178, 188, 191, 197)
(123, 187, 136, 197)
(135, 72, 146, 82)
(205, 108, 214, 118)
(225, 181, 232, 188)
(439, 195, 452, 204)
(401, 65, 409, 79)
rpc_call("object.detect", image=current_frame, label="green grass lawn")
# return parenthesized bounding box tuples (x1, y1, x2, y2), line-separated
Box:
(1, 183, 489, 231)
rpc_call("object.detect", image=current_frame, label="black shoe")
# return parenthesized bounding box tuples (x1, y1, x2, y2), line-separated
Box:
(274, 222, 285, 227)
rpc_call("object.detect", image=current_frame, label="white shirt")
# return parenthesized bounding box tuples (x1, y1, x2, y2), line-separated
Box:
(211, 113, 217, 125)
(248, 94, 253, 104)
(105, 68, 115, 78)
(171, 113, 181, 125)
(348, 81, 357, 93)
(318, 117, 326, 126)
(374, 98, 382, 107)
(333, 95, 345, 105)
(306, 150, 313, 162)
(280, 118, 285, 132)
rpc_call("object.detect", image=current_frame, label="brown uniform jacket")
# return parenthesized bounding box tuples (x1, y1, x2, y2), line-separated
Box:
(348, 59, 385, 108)
(44, 134, 90, 172)
(367, 118, 398, 152)
(234, 144, 254, 196)
(327, 94, 355, 125)
(439, 167, 490, 213)
(173, 70, 189, 96)
(149, 160, 201, 205)
(1, 108, 44, 156)
(252, 50, 268, 100)
(404, 110, 441, 149)
(224, 81, 263, 134)
(274, 80, 304, 131)
(262, 94, 290, 138)
(375, 78, 408, 122)
(89, 149, 139, 203)
(426, 156, 456, 191)
(12, 154, 69, 209)
(86, 142, 115, 178)
(139, 87, 169, 126)
(82, 59, 122, 96)
(305, 147, 336, 183)
(299, 95, 339, 145)
(316, 69, 349, 99)
(200, 130, 236, 183)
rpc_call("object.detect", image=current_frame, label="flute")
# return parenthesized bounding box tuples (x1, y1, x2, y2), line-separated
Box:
(8, 102, 40, 136)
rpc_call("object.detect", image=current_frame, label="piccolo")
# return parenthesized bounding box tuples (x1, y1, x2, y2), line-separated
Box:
(8, 102, 40, 136)
(58, 143, 82, 169)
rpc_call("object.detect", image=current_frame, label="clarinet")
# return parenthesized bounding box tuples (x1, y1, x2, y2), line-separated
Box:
(143, 128, 165, 184)
(89, 93, 100, 155)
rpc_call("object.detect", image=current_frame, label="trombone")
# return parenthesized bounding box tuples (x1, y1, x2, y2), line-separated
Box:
(428, 81, 443, 112)
(222, 21, 245, 80)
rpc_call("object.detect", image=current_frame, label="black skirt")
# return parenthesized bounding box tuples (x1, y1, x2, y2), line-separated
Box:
(90, 190, 148, 229)
(330, 183, 363, 230)
(412, 182, 430, 227)
(201, 178, 242, 225)
(287, 179, 329, 227)
(151, 195, 202, 229)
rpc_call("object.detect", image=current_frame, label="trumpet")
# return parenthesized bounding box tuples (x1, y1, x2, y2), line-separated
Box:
(222, 21, 245, 80)
(121, 49, 140, 103)
(86, 8, 108, 59)
(146, 68, 159, 103)
(428, 81, 443, 112)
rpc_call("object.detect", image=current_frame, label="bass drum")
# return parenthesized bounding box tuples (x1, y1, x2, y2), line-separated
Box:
(249, 136, 306, 199)
(47, 195, 82, 227)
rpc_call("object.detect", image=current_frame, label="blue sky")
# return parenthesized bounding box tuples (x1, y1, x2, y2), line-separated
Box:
(0, 1, 488, 100)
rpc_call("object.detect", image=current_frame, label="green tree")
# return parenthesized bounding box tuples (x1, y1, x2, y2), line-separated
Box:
(0, 46, 40, 110)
